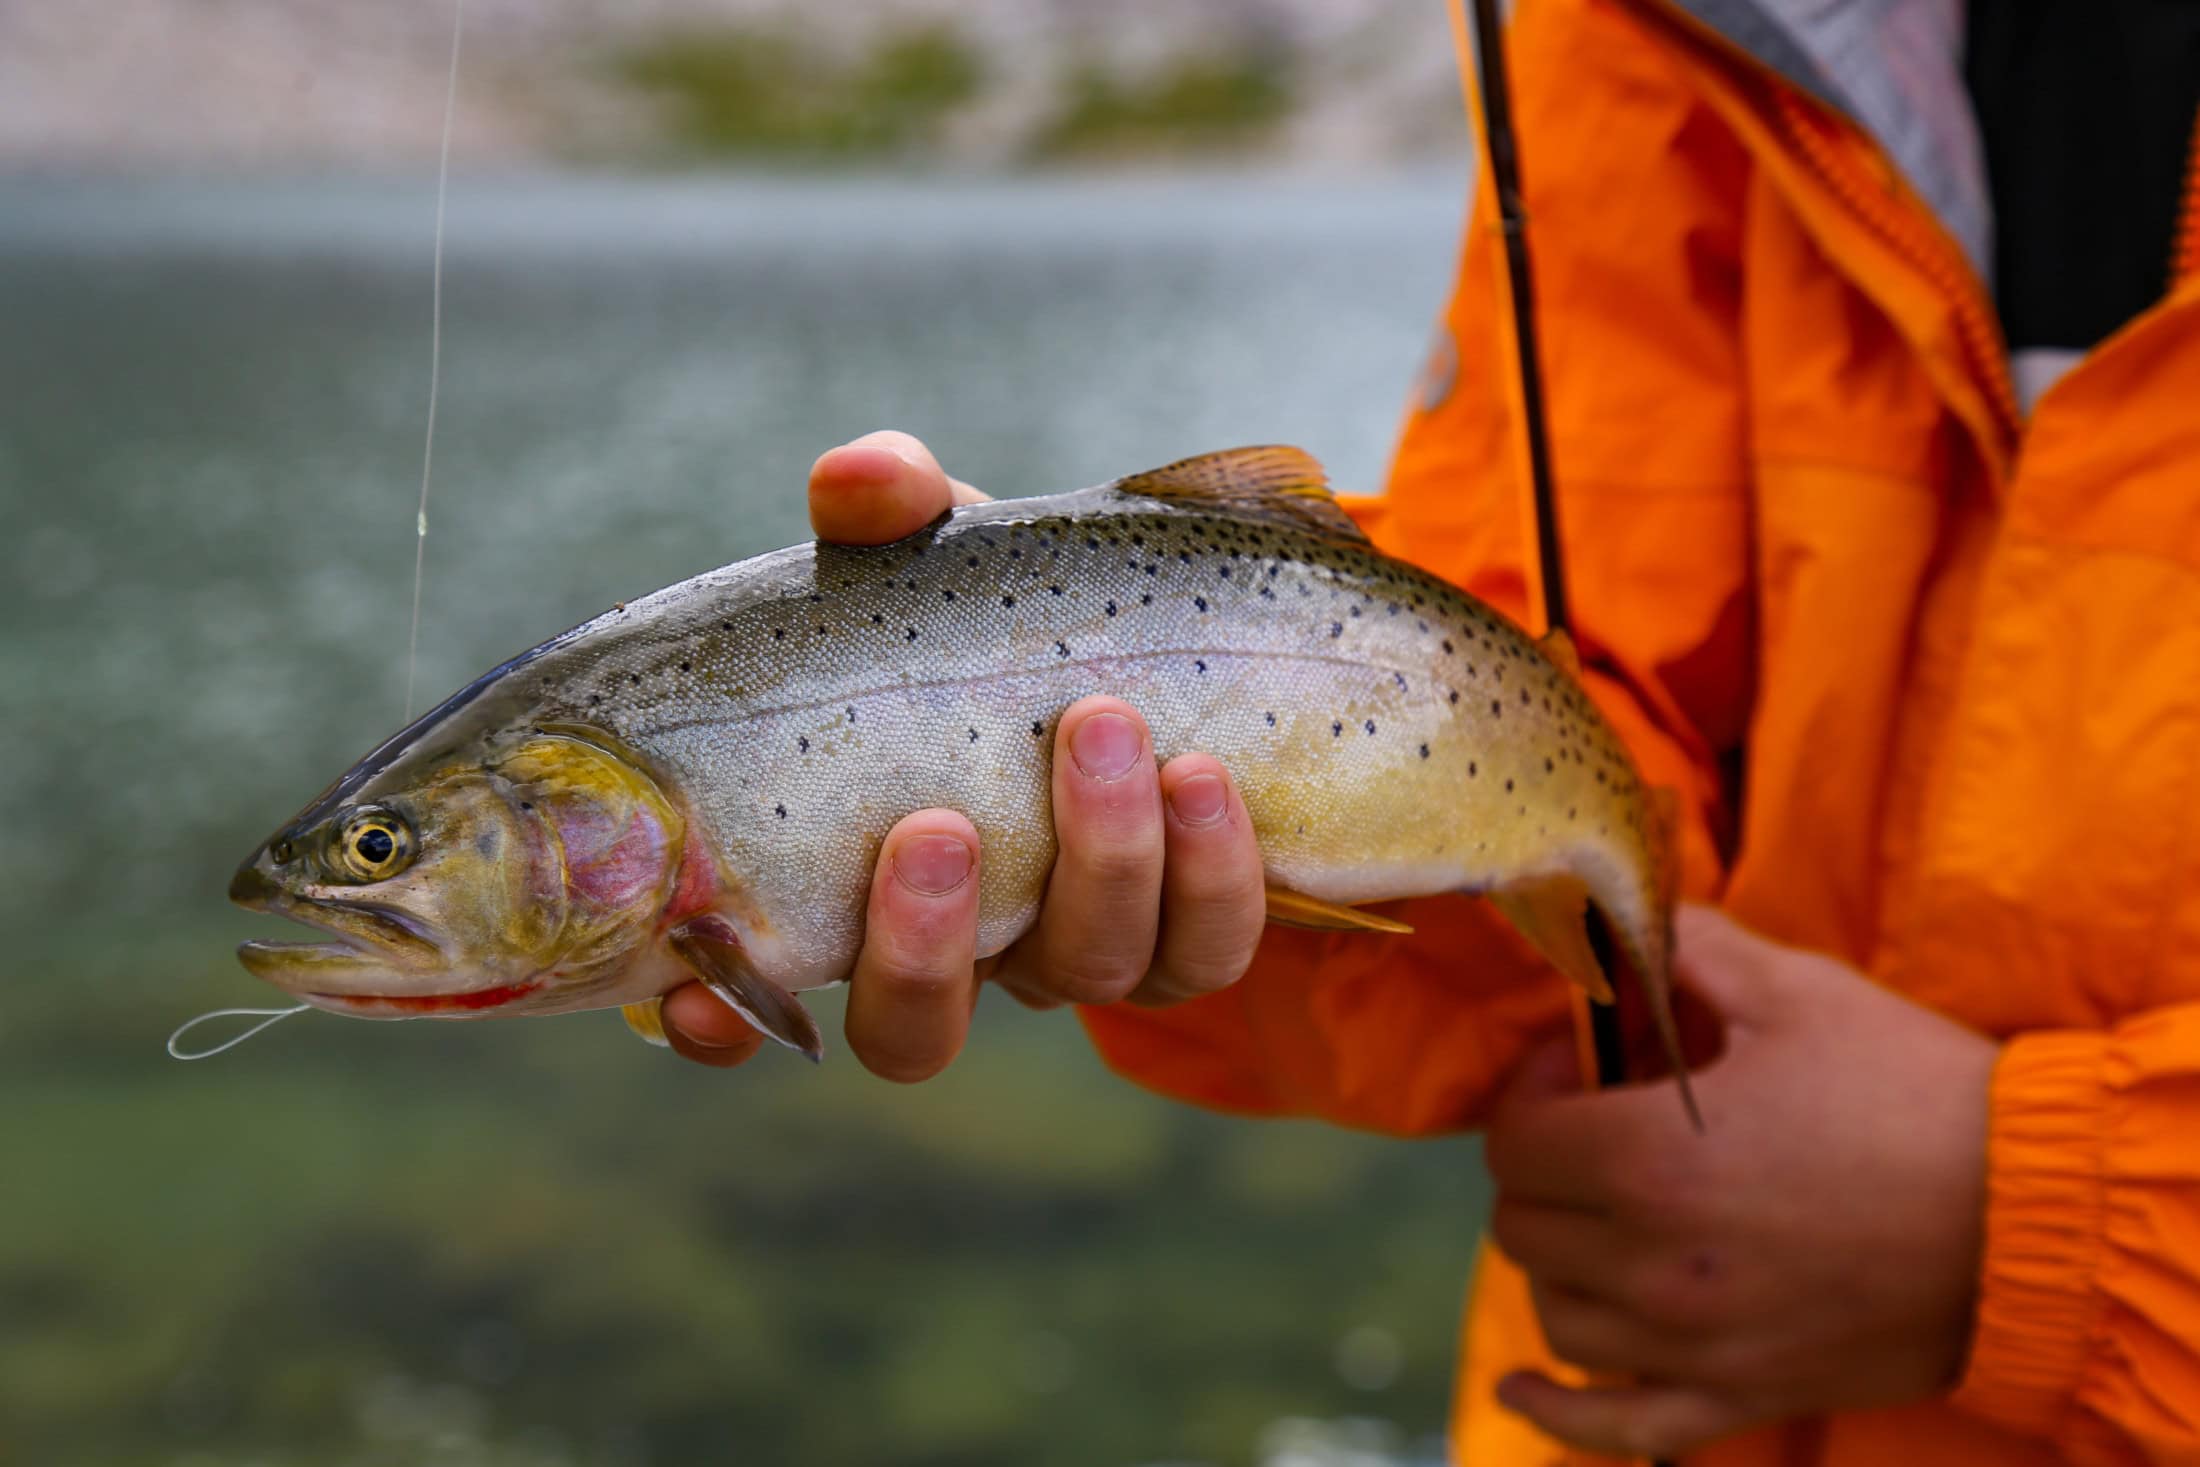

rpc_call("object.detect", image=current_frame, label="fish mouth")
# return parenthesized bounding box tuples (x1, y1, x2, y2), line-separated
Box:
(229, 857, 534, 1014)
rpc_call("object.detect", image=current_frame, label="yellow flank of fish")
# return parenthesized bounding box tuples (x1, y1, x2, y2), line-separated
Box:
(229, 447, 1691, 1118)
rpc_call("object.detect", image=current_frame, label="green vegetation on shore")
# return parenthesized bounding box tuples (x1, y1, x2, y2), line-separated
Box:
(613, 25, 984, 159)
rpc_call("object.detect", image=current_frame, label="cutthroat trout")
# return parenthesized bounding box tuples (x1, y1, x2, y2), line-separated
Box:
(232, 447, 1692, 1117)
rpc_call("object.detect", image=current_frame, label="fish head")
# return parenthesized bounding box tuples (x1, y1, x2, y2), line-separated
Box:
(232, 730, 691, 1019)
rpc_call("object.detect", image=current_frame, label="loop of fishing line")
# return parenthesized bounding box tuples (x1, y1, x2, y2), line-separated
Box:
(404, 0, 465, 721)
(166, 1005, 312, 1061)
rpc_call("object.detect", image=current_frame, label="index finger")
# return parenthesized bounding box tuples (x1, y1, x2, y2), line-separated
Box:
(1484, 1065, 1700, 1210)
(809, 431, 987, 545)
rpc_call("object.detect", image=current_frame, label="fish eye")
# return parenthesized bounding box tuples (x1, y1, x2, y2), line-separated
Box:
(332, 808, 416, 882)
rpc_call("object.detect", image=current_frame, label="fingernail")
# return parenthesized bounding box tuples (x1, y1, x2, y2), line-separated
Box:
(1070, 712, 1142, 780)
(892, 833, 972, 895)
(1168, 772, 1227, 826)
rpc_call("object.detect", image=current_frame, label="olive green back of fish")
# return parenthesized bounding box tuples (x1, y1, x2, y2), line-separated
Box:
(292, 446, 1689, 1119)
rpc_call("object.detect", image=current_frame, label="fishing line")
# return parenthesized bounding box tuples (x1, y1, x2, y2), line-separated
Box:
(168, 4, 467, 1064)
(166, 1005, 312, 1061)
(404, 0, 466, 720)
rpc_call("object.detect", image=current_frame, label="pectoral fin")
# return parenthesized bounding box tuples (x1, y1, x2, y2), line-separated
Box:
(1263, 886, 1414, 935)
(670, 916, 823, 1062)
(622, 998, 670, 1048)
(1487, 873, 1616, 1004)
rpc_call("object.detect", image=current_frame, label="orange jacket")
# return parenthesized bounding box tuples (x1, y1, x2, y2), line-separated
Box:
(1081, 1, 2200, 1463)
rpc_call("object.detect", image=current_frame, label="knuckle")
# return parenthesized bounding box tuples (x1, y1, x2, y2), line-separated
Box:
(1617, 1417, 1685, 1460)
(1627, 1251, 1729, 1334)
(1149, 946, 1251, 999)
(1487, 1200, 1533, 1262)
(1035, 946, 1151, 1005)
(1071, 837, 1162, 890)
(1608, 1147, 1704, 1219)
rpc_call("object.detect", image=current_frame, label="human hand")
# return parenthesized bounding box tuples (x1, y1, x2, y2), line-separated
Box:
(1483, 905, 1997, 1459)
(662, 431, 1268, 1078)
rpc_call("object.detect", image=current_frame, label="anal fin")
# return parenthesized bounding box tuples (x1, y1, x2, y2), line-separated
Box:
(1487, 873, 1616, 1004)
(670, 915, 823, 1062)
(1264, 886, 1414, 935)
(622, 997, 670, 1048)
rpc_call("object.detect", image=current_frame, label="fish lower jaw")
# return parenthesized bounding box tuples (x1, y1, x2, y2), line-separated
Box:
(298, 979, 544, 1018)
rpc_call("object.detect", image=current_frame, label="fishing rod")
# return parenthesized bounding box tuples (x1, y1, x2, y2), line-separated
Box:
(1453, 0, 1631, 1098)
(1454, 6, 1677, 1464)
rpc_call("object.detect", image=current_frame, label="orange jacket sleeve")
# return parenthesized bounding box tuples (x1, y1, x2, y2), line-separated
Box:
(1952, 1004, 2200, 1464)
(1079, 0, 1754, 1135)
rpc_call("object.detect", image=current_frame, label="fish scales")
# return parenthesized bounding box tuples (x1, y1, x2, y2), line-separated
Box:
(543, 493, 1655, 989)
(230, 447, 1683, 1116)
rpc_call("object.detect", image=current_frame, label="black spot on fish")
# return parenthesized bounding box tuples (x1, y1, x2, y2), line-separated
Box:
(1364, 720, 1376, 735)
(872, 613, 884, 625)
(1332, 721, 1343, 737)
(1219, 567, 1231, 579)
(679, 660, 691, 672)
(1505, 779, 1514, 792)
(1195, 660, 1207, 674)
(1265, 711, 1276, 726)
(846, 707, 856, 723)
(1419, 744, 1430, 759)
(1544, 757, 1554, 772)
(1491, 700, 1503, 718)
(798, 737, 809, 753)
(907, 627, 919, 641)
(588, 694, 602, 707)
(1449, 690, 1460, 704)
(968, 728, 979, 743)
(775, 804, 787, 819)
(629, 674, 641, 686)
(1468, 761, 1477, 777)
(773, 629, 785, 641)
(520, 801, 533, 811)
(1105, 600, 1118, 616)
(1330, 622, 1343, 637)
(1141, 593, 1154, 605)
(1050, 585, 1064, 596)
(1393, 672, 1408, 690)
(967, 556, 979, 568)
(721, 621, 734, 631)
(1002, 595, 1015, 608)
(1195, 597, 1208, 612)
(1056, 641, 1069, 657)
(1031, 720, 1044, 736)
(1443, 639, 1454, 654)
(942, 590, 955, 602)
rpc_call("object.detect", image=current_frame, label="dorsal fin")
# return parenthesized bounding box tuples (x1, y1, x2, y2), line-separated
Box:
(1112, 446, 1367, 545)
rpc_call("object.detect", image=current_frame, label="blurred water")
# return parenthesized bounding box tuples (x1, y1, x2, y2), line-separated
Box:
(0, 171, 1482, 1467)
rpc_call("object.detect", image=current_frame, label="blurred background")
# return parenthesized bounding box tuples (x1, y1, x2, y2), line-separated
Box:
(0, 3, 1488, 1464)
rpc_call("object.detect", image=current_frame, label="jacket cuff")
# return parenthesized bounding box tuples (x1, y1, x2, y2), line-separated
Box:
(1950, 1029, 2110, 1438)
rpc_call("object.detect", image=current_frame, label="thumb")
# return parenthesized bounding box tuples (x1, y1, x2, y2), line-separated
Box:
(809, 430, 988, 546)
(1671, 903, 1787, 1030)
